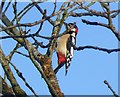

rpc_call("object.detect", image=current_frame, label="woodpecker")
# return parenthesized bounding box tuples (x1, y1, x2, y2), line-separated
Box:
(54, 22, 78, 75)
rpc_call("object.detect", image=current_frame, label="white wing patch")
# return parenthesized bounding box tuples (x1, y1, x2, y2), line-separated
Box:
(65, 36, 76, 75)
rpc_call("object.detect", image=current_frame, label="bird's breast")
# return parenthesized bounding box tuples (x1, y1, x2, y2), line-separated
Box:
(56, 34, 70, 56)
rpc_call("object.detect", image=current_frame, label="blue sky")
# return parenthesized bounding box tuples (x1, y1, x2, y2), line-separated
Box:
(0, 1, 119, 95)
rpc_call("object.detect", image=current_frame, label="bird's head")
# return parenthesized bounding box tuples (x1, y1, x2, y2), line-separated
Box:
(66, 22, 78, 35)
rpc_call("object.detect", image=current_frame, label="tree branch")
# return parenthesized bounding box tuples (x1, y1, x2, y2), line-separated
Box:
(70, 9, 120, 18)
(81, 19, 120, 41)
(31, 0, 54, 25)
(2, 12, 64, 97)
(104, 80, 119, 97)
(12, 2, 39, 22)
(0, 76, 14, 96)
(82, 19, 109, 28)
(3, 0, 12, 14)
(74, 45, 120, 53)
(7, 43, 21, 60)
(15, 51, 29, 58)
(0, 47, 27, 96)
(1, 3, 77, 32)
(7, 59, 38, 97)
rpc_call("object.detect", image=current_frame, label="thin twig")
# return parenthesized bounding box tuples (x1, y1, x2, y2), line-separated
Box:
(15, 51, 29, 58)
(35, 9, 46, 34)
(0, 33, 51, 40)
(104, 80, 120, 97)
(52, 0, 57, 15)
(82, 19, 109, 28)
(70, 2, 120, 18)
(31, 0, 54, 25)
(18, 4, 34, 21)
(7, 43, 21, 60)
(0, 29, 68, 40)
(77, 2, 108, 18)
(1, 14, 52, 31)
(3, 0, 12, 14)
(111, 12, 120, 18)
(110, 9, 120, 18)
(81, 18, 120, 41)
(0, 1, 5, 15)
(12, 2, 39, 22)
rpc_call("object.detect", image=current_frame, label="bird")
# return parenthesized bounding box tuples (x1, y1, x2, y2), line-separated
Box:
(54, 22, 78, 75)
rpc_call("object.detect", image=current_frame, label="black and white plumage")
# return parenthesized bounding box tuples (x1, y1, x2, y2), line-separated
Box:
(54, 22, 78, 75)
(66, 35, 76, 75)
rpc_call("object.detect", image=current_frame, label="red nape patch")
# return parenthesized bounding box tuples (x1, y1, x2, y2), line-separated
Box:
(76, 28, 78, 34)
(57, 52, 66, 65)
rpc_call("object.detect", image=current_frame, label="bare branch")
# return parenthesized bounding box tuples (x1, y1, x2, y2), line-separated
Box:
(3, 0, 12, 14)
(15, 51, 29, 58)
(52, 0, 57, 15)
(78, 2, 108, 18)
(111, 12, 120, 18)
(70, 2, 120, 18)
(0, 76, 14, 96)
(0, 33, 51, 40)
(82, 19, 109, 28)
(7, 43, 21, 60)
(81, 19, 120, 41)
(74, 45, 120, 54)
(7, 59, 38, 97)
(0, 27, 69, 40)
(12, 3, 33, 22)
(0, 2, 4, 16)
(70, 11, 107, 18)
(70, 9, 120, 18)
(35, 9, 46, 34)
(110, 9, 120, 18)
(104, 80, 119, 97)
(29, 45, 64, 97)
(0, 47, 27, 96)
(31, 0, 54, 25)
(1, 3, 77, 32)
(2, 12, 64, 96)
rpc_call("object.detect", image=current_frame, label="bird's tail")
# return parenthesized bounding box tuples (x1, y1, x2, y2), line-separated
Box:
(65, 63, 70, 76)
(65, 68, 68, 76)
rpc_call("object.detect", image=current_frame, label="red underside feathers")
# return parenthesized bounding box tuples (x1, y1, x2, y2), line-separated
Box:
(57, 52, 66, 65)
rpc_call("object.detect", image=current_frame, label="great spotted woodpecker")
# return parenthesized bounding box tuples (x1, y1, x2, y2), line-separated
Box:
(54, 22, 78, 75)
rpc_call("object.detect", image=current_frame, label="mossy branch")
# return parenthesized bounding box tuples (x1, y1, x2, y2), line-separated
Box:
(0, 47, 27, 96)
